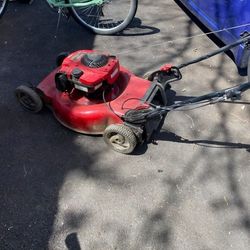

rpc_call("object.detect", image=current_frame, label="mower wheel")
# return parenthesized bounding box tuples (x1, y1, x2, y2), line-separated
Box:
(103, 124, 137, 154)
(56, 52, 69, 67)
(15, 85, 43, 113)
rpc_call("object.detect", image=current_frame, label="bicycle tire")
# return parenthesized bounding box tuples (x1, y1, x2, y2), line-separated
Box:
(0, 0, 8, 18)
(66, 0, 138, 35)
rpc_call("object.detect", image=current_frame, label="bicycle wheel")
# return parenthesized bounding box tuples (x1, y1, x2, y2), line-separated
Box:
(66, 0, 138, 35)
(0, 0, 8, 18)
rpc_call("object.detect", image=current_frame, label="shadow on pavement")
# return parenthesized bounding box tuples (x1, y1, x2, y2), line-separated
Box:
(0, 1, 97, 249)
(158, 130, 250, 151)
(1, 1, 250, 249)
(118, 17, 161, 37)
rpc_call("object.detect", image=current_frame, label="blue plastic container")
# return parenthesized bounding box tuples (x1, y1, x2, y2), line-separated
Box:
(179, 0, 250, 69)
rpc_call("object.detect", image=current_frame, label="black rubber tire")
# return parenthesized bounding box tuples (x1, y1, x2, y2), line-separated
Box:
(0, 0, 8, 18)
(15, 85, 43, 113)
(56, 52, 69, 66)
(66, 0, 138, 35)
(103, 124, 137, 154)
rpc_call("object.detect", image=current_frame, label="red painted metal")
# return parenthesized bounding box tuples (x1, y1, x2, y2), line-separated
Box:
(160, 64, 172, 72)
(37, 50, 151, 134)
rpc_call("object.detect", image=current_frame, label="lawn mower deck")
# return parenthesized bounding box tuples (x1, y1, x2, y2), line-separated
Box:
(15, 35, 250, 154)
(16, 50, 167, 153)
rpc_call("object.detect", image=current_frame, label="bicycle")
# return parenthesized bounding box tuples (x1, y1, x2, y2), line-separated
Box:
(0, 0, 138, 35)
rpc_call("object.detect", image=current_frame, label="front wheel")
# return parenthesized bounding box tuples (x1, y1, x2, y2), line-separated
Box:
(0, 0, 8, 18)
(66, 0, 138, 35)
(103, 124, 137, 154)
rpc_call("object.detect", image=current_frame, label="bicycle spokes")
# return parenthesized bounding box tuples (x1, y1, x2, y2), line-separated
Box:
(71, 0, 133, 29)
(48, 0, 138, 35)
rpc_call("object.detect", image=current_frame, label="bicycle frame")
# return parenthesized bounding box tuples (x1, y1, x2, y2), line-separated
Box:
(46, 0, 138, 35)
(47, 0, 103, 8)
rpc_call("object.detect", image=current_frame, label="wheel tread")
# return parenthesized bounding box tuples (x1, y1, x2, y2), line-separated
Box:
(103, 124, 137, 154)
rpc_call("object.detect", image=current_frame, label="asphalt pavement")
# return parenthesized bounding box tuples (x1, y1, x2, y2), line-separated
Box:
(0, 1, 250, 249)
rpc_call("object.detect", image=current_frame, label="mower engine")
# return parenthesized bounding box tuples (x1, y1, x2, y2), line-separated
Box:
(55, 50, 120, 95)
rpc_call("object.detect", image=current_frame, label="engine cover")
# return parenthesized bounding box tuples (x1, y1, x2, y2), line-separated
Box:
(58, 50, 120, 93)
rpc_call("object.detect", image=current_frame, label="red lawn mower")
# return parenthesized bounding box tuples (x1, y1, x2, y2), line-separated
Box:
(16, 35, 250, 154)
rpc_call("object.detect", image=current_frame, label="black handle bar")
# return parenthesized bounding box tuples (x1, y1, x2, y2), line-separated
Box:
(177, 34, 250, 69)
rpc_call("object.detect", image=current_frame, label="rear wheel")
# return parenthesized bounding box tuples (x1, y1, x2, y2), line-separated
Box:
(15, 85, 43, 113)
(66, 0, 138, 35)
(103, 124, 137, 154)
(56, 52, 69, 66)
(0, 0, 8, 18)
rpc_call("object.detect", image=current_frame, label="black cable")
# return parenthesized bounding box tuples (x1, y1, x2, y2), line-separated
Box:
(121, 97, 145, 110)
(102, 87, 120, 118)
(103, 88, 155, 122)
(171, 98, 224, 111)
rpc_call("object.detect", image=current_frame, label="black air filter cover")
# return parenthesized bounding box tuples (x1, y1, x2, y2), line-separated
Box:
(81, 53, 109, 68)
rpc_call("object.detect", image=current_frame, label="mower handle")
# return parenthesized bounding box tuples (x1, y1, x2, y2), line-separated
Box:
(124, 81, 250, 125)
(177, 34, 250, 69)
(168, 81, 250, 110)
